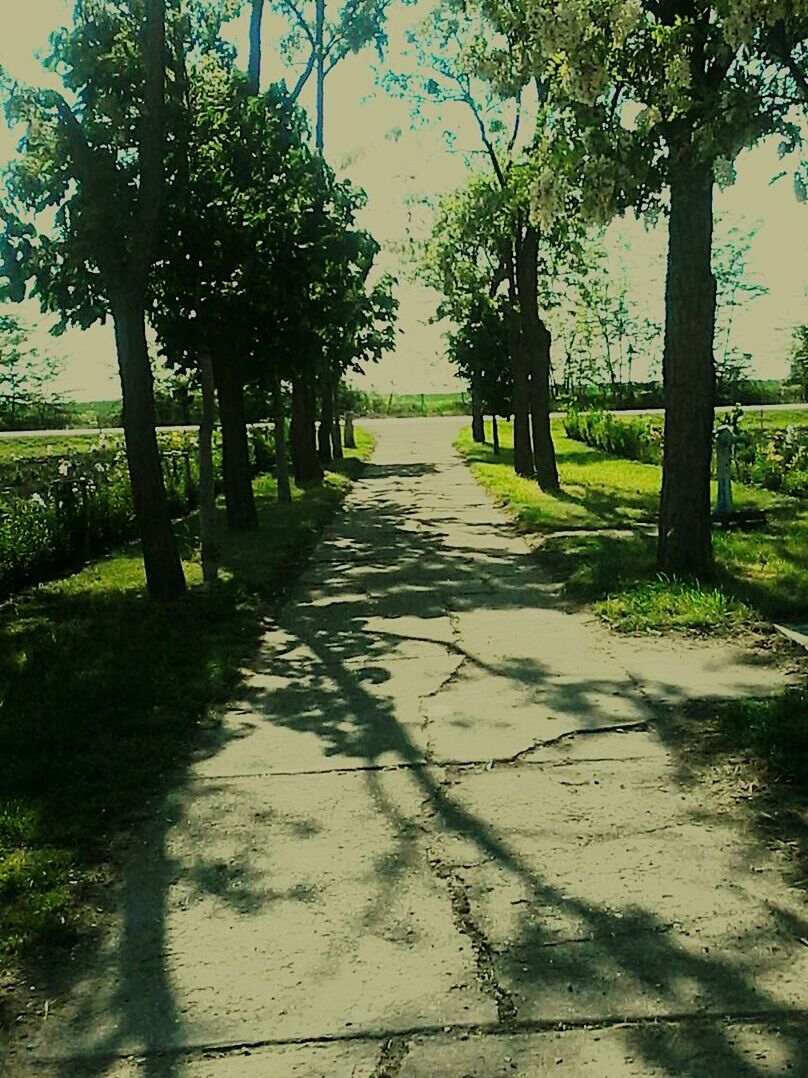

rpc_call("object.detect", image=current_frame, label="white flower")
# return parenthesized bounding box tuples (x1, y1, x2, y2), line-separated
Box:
(30, 492, 46, 510)
(57, 460, 70, 477)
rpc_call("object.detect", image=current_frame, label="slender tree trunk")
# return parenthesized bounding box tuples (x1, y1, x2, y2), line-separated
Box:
(248, 0, 265, 94)
(291, 371, 323, 485)
(331, 379, 343, 459)
(517, 225, 559, 492)
(506, 303, 534, 477)
(315, 0, 325, 153)
(658, 155, 716, 576)
(318, 367, 334, 464)
(492, 414, 500, 455)
(112, 295, 185, 599)
(212, 355, 258, 532)
(198, 349, 218, 587)
(272, 370, 291, 503)
(471, 381, 485, 443)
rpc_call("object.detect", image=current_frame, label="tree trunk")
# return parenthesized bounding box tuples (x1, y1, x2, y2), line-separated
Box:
(272, 370, 291, 503)
(291, 371, 323, 485)
(492, 414, 500, 455)
(471, 381, 485, 443)
(658, 156, 716, 576)
(517, 225, 559, 492)
(318, 368, 334, 465)
(315, 0, 325, 153)
(506, 303, 534, 477)
(248, 0, 265, 94)
(212, 355, 258, 532)
(331, 379, 343, 459)
(198, 349, 218, 587)
(112, 295, 185, 600)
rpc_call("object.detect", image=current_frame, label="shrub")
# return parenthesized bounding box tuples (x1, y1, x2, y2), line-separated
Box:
(564, 408, 662, 464)
(0, 426, 277, 598)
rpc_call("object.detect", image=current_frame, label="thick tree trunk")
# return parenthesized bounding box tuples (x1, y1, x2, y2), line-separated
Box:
(112, 296, 185, 600)
(198, 349, 218, 587)
(212, 355, 258, 532)
(517, 225, 559, 493)
(471, 382, 485, 443)
(492, 414, 500, 456)
(331, 379, 343, 459)
(658, 157, 716, 576)
(506, 304, 534, 477)
(318, 368, 334, 465)
(272, 371, 291, 503)
(291, 371, 323, 485)
(527, 320, 560, 492)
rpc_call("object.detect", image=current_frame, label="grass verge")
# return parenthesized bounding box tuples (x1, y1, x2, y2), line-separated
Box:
(457, 420, 806, 631)
(0, 430, 373, 983)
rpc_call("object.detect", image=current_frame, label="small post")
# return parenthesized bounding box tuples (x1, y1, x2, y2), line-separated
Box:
(713, 424, 737, 517)
(344, 411, 356, 449)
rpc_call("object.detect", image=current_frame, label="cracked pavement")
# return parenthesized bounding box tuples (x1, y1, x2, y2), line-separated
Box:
(15, 417, 808, 1077)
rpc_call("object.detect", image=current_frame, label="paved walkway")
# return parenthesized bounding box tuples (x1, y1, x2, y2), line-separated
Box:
(19, 418, 808, 1076)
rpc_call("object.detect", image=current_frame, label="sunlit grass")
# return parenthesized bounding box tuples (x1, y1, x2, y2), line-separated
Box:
(456, 419, 807, 629)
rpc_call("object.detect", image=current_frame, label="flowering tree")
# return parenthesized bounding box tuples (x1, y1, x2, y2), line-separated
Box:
(472, 0, 807, 574)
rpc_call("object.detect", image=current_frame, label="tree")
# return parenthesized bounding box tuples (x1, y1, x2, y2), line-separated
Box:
(392, 7, 568, 490)
(790, 323, 808, 401)
(447, 296, 512, 453)
(268, 0, 398, 151)
(0, 314, 65, 429)
(1, 0, 188, 599)
(712, 218, 768, 400)
(474, 0, 805, 574)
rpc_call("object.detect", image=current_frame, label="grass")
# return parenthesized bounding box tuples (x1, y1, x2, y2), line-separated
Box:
(637, 406, 808, 433)
(0, 429, 373, 978)
(457, 419, 807, 631)
(357, 391, 469, 417)
(0, 434, 123, 462)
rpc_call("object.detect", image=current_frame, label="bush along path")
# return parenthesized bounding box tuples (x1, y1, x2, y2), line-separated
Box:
(0, 429, 374, 1045)
(8, 416, 808, 1076)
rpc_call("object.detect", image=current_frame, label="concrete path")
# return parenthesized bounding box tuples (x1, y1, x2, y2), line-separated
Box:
(16, 418, 808, 1076)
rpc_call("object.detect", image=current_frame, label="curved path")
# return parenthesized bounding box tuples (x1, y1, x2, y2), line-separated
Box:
(17, 418, 808, 1076)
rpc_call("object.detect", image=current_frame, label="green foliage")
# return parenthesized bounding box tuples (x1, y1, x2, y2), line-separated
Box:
(0, 314, 66, 430)
(0, 426, 276, 597)
(564, 408, 662, 464)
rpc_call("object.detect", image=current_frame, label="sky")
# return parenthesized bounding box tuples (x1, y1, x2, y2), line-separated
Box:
(0, 2, 806, 400)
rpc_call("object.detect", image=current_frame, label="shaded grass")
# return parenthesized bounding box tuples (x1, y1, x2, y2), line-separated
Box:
(457, 420, 807, 630)
(0, 429, 373, 975)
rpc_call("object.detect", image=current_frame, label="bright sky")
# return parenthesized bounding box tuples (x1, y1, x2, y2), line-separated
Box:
(0, 2, 806, 400)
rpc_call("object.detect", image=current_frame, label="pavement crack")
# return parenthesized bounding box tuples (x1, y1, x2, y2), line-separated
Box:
(430, 856, 519, 1029)
(370, 1035, 411, 1077)
(497, 720, 651, 765)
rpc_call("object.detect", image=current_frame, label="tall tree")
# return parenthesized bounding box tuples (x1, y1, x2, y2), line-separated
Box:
(475, 0, 805, 573)
(0, 0, 188, 599)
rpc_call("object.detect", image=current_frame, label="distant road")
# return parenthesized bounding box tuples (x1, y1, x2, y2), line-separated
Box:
(2, 402, 807, 440)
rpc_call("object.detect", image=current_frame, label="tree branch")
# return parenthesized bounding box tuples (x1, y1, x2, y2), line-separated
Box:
(289, 47, 317, 100)
(281, 0, 316, 47)
(248, 0, 265, 94)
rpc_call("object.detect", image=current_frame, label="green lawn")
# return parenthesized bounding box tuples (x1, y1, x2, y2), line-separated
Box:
(457, 420, 808, 631)
(0, 430, 373, 975)
(637, 406, 808, 433)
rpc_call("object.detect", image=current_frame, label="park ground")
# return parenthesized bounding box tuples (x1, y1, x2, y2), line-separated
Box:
(3, 416, 808, 1076)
